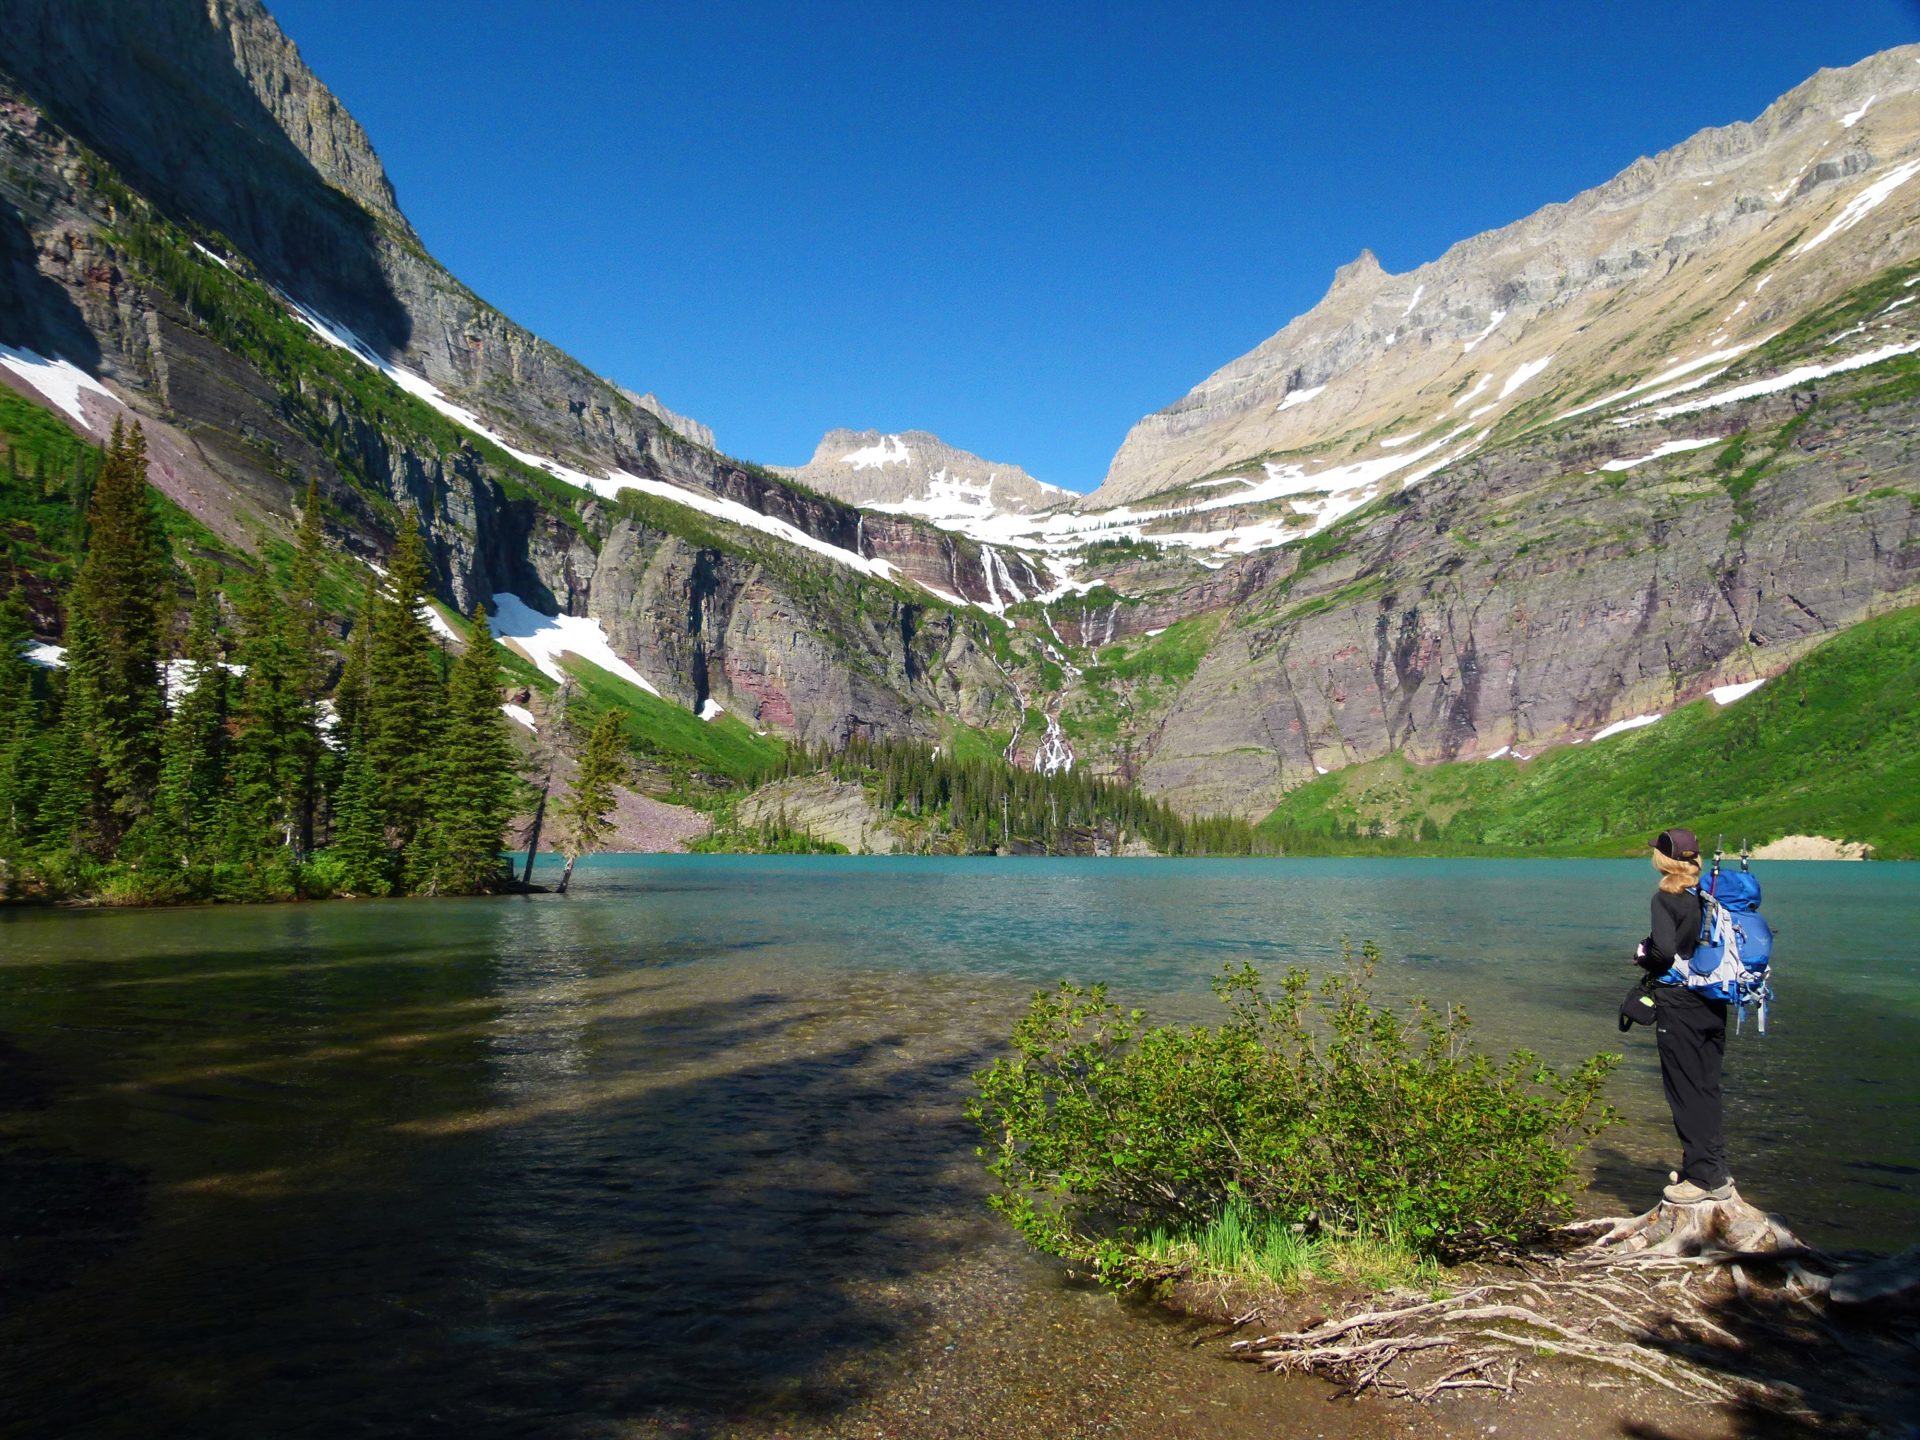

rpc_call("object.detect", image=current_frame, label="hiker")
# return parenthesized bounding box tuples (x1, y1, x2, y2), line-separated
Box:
(1631, 826, 1733, 1205)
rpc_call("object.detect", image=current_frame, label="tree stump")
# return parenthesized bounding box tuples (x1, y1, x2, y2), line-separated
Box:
(1564, 1185, 1806, 1260)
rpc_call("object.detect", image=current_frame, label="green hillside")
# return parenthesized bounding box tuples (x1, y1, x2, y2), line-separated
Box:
(557, 654, 786, 791)
(1260, 605, 1920, 859)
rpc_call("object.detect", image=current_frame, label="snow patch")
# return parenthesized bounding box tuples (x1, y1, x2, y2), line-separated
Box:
(1794, 158, 1920, 257)
(841, 435, 911, 470)
(698, 697, 725, 722)
(1556, 343, 1759, 421)
(489, 591, 660, 697)
(1709, 678, 1765, 706)
(420, 603, 464, 646)
(1592, 713, 1663, 742)
(23, 641, 65, 668)
(1401, 283, 1424, 317)
(1485, 745, 1511, 760)
(1451, 372, 1493, 410)
(1378, 431, 1423, 448)
(1499, 354, 1554, 399)
(287, 300, 895, 587)
(1461, 310, 1507, 353)
(1599, 437, 1721, 472)
(1840, 94, 1877, 128)
(501, 703, 537, 730)
(1650, 341, 1920, 418)
(1276, 383, 1326, 413)
(0, 344, 115, 428)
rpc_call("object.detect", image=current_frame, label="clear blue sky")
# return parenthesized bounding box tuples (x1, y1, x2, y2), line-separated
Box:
(270, 0, 1918, 490)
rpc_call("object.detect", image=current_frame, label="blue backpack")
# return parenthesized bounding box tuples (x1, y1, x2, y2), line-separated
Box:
(1666, 856, 1775, 1031)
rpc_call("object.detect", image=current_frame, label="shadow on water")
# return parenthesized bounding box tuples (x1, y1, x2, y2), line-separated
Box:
(2, 0, 412, 352)
(0, 946, 1008, 1440)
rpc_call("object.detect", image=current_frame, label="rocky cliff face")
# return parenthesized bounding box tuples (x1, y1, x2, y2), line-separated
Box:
(776, 428, 1068, 517)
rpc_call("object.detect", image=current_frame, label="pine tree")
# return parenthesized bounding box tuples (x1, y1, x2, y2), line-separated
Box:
(151, 564, 228, 871)
(0, 586, 48, 870)
(365, 525, 442, 880)
(421, 603, 517, 894)
(287, 477, 329, 853)
(64, 420, 166, 853)
(223, 573, 307, 867)
(327, 742, 391, 896)
(333, 570, 378, 747)
(551, 709, 626, 894)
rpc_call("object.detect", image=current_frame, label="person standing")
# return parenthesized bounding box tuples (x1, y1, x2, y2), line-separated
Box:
(1634, 826, 1733, 1204)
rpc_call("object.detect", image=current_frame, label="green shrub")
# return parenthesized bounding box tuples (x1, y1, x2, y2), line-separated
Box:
(968, 945, 1617, 1282)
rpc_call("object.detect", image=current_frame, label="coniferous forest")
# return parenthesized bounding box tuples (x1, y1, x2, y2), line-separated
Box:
(0, 421, 520, 903)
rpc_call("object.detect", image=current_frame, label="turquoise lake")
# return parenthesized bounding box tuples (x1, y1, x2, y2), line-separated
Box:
(1, 857, 1913, 1437)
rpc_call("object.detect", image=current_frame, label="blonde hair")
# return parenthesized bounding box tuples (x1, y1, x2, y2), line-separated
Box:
(1653, 849, 1701, 893)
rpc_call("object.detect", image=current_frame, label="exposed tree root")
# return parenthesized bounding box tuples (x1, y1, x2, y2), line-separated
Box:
(1224, 1188, 1914, 1421)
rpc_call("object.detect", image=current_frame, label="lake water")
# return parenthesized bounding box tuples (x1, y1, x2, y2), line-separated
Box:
(2, 857, 1915, 1438)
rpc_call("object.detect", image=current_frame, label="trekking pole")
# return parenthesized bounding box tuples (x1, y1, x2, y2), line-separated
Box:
(1740, 836, 1750, 871)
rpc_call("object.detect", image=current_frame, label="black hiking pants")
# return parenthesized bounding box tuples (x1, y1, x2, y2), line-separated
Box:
(1655, 987, 1729, 1188)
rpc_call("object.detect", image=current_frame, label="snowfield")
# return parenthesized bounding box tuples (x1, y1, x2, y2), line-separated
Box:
(287, 299, 903, 587)
(1499, 355, 1554, 399)
(841, 435, 912, 470)
(1592, 713, 1662, 742)
(0, 344, 115, 427)
(1461, 310, 1507, 353)
(1649, 340, 1920, 419)
(1599, 437, 1722, 472)
(1710, 678, 1766, 706)
(1793, 157, 1920, 257)
(490, 591, 660, 697)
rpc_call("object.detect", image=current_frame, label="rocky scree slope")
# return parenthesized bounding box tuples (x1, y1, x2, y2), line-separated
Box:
(0, 0, 1062, 754)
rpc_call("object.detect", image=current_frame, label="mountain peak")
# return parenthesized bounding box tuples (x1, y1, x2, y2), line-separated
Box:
(775, 428, 1066, 516)
(1331, 248, 1388, 290)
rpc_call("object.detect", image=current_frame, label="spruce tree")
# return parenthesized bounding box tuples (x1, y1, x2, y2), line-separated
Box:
(64, 420, 166, 853)
(0, 586, 47, 868)
(333, 570, 378, 747)
(327, 742, 391, 896)
(288, 477, 329, 853)
(421, 603, 517, 894)
(551, 709, 626, 894)
(223, 574, 307, 869)
(365, 525, 442, 881)
(151, 564, 228, 871)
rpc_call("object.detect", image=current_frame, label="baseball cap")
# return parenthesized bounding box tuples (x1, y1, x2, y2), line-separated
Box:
(1650, 827, 1700, 859)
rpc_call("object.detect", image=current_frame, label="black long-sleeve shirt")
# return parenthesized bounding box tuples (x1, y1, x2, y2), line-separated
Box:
(1641, 888, 1702, 972)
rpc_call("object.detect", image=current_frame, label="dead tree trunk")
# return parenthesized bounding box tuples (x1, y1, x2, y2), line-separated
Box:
(521, 772, 552, 886)
(556, 854, 577, 896)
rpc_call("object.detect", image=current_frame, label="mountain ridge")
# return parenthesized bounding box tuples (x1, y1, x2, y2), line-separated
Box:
(1087, 42, 1920, 509)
